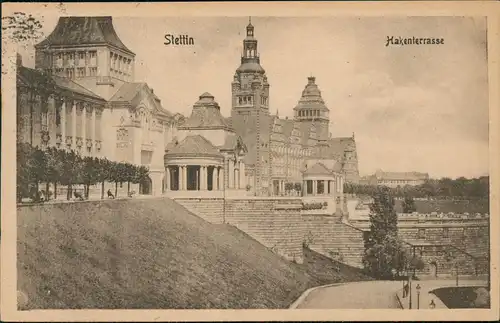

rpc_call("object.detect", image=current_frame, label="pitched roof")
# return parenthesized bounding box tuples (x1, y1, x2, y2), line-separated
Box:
(179, 92, 233, 130)
(165, 135, 222, 158)
(35, 16, 134, 56)
(17, 66, 105, 101)
(109, 82, 172, 118)
(303, 162, 333, 176)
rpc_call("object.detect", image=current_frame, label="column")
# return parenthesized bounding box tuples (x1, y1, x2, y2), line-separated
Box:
(201, 166, 206, 190)
(178, 166, 183, 190)
(228, 159, 234, 189)
(91, 106, 96, 155)
(179, 166, 184, 190)
(240, 161, 246, 189)
(219, 167, 224, 191)
(82, 104, 87, 155)
(324, 180, 328, 195)
(312, 180, 317, 195)
(48, 96, 57, 146)
(166, 167, 171, 191)
(211, 167, 217, 191)
(183, 166, 188, 191)
(303, 180, 306, 196)
(61, 99, 66, 149)
(72, 101, 77, 148)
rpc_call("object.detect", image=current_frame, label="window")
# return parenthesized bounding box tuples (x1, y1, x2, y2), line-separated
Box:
(418, 228, 426, 239)
(89, 51, 97, 66)
(56, 53, 63, 67)
(77, 67, 86, 78)
(443, 227, 449, 238)
(78, 52, 85, 61)
(66, 68, 74, 79)
(89, 67, 97, 76)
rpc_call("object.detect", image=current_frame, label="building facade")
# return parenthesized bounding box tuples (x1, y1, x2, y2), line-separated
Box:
(17, 16, 184, 197)
(228, 20, 360, 196)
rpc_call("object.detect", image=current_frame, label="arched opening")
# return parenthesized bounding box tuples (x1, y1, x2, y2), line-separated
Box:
(139, 176, 153, 195)
(429, 261, 438, 278)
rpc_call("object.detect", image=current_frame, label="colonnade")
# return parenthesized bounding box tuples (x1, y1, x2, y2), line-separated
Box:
(18, 91, 104, 157)
(303, 176, 343, 196)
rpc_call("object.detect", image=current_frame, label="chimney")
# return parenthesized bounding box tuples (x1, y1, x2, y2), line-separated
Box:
(16, 53, 23, 67)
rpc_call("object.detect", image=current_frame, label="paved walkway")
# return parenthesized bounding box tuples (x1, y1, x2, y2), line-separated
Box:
(396, 279, 487, 309)
(295, 281, 403, 309)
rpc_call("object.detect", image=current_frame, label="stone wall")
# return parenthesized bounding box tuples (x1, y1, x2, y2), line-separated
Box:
(174, 198, 224, 224)
(174, 197, 305, 263)
(225, 198, 304, 264)
(301, 215, 365, 268)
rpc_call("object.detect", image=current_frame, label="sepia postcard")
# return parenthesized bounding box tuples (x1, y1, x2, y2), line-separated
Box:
(1, 1, 499, 322)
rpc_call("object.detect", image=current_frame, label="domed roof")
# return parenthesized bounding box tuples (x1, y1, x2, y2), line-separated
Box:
(236, 62, 266, 74)
(178, 92, 233, 131)
(295, 76, 329, 111)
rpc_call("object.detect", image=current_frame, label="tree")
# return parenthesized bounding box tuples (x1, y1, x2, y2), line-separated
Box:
(81, 156, 99, 199)
(402, 195, 417, 213)
(284, 182, 294, 193)
(16, 143, 34, 202)
(294, 182, 302, 195)
(96, 158, 112, 199)
(363, 186, 399, 279)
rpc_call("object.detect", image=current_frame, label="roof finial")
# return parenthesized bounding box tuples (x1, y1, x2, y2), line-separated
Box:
(352, 131, 355, 139)
(249, 16, 252, 24)
(276, 108, 279, 117)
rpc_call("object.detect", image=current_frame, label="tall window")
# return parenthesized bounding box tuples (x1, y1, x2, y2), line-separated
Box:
(77, 67, 86, 78)
(66, 68, 74, 79)
(418, 228, 426, 239)
(89, 51, 97, 66)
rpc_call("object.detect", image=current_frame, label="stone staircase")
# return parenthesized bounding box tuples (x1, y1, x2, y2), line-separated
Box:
(174, 198, 224, 224)
(302, 214, 365, 268)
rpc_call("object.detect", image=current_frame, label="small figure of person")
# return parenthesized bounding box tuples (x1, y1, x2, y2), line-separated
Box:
(73, 191, 84, 201)
(107, 189, 115, 199)
(403, 281, 410, 298)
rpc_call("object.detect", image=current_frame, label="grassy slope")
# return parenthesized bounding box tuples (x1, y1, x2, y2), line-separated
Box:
(394, 199, 489, 214)
(18, 198, 370, 310)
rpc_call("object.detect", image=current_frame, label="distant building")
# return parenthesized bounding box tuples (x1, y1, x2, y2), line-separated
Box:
(360, 169, 429, 187)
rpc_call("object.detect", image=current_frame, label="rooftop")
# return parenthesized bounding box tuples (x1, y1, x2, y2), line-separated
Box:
(35, 16, 135, 56)
(165, 135, 222, 159)
(179, 92, 233, 131)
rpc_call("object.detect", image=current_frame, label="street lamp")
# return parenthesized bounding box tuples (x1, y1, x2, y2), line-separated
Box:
(416, 284, 421, 309)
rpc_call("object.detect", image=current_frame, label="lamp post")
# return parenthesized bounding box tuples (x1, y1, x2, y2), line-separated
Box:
(416, 284, 421, 309)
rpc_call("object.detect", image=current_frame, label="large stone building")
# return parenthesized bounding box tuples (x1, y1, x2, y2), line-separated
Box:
(17, 16, 185, 197)
(17, 16, 357, 199)
(360, 169, 429, 187)
(228, 20, 360, 196)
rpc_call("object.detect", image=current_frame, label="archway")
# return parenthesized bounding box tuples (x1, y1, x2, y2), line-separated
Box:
(139, 176, 153, 195)
(429, 261, 438, 278)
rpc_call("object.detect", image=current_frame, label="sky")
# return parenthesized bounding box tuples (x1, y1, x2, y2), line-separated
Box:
(17, 15, 489, 179)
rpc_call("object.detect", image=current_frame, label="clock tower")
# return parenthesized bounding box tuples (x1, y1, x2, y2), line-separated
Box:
(231, 18, 271, 195)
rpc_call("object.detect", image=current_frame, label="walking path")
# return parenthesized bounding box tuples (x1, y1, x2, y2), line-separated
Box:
(293, 281, 402, 309)
(396, 279, 487, 309)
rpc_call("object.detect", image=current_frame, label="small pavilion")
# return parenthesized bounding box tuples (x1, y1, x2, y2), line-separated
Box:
(302, 161, 346, 215)
(164, 92, 248, 196)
